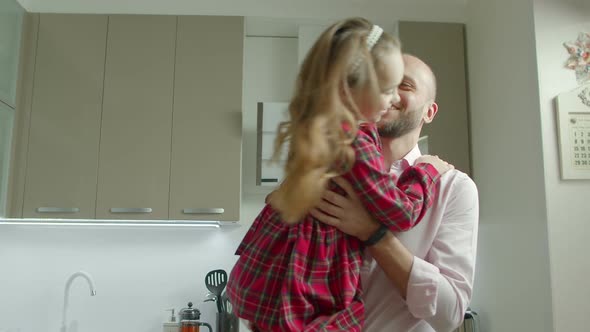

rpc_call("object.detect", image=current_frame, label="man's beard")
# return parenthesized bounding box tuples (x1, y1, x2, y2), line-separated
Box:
(378, 107, 423, 139)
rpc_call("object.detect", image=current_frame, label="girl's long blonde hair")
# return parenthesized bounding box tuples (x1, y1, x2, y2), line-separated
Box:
(269, 17, 400, 224)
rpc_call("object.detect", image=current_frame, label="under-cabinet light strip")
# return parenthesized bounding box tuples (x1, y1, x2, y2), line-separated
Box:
(0, 218, 235, 228)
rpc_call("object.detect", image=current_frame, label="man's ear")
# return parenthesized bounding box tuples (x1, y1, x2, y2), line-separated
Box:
(423, 102, 438, 124)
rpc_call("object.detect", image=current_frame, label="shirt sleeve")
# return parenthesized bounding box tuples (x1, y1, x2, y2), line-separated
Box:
(405, 173, 479, 331)
(342, 125, 440, 232)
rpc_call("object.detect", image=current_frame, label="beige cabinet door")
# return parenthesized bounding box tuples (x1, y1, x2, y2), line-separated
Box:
(168, 16, 243, 221)
(21, 14, 107, 219)
(95, 15, 176, 219)
(0, 102, 15, 217)
(398, 22, 472, 176)
(0, 0, 24, 108)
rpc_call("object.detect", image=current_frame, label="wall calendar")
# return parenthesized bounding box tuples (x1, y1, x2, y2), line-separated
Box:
(556, 84, 590, 179)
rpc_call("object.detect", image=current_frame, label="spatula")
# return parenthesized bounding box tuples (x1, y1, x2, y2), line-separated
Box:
(205, 269, 227, 313)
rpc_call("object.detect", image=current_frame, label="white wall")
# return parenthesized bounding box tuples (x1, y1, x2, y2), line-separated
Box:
(465, 0, 554, 331)
(0, 222, 249, 331)
(533, 0, 590, 331)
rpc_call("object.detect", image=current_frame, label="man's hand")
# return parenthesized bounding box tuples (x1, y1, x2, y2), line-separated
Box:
(415, 154, 454, 174)
(313, 177, 416, 298)
(310, 177, 380, 241)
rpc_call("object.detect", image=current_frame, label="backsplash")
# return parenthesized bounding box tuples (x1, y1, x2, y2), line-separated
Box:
(0, 194, 266, 332)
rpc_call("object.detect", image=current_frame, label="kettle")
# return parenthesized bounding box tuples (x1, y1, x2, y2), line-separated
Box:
(178, 302, 213, 332)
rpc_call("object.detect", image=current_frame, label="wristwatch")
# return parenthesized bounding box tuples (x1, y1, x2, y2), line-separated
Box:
(363, 224, 389, 246)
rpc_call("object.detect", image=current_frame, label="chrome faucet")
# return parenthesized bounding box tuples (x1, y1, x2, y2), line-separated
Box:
(60, 271, 97, 332)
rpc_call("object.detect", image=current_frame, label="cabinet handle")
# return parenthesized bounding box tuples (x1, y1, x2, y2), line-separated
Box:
(36, 207, 80, 213)
(110, 208, 152, 213)
(182, 208, 224, 215)
(260, 178, 279, 183)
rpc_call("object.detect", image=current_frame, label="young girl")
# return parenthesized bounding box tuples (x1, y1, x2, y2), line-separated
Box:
(227, 17, 447, 331)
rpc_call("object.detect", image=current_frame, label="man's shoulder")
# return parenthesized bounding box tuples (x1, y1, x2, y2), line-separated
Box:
(422, 168, 478, 229)
(445, 168, 475, 184)
(442, 168, 478, 197)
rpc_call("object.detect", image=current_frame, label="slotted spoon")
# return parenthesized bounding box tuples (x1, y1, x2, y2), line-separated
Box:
(205, 269, 227, 313)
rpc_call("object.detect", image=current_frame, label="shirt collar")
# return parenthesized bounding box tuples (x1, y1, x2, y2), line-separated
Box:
(390, 145, 422, 172)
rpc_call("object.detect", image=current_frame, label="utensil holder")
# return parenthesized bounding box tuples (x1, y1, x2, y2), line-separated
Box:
(216, 312, 239, 332)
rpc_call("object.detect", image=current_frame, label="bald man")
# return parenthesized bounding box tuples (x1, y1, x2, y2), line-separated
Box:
(312, 54, 479, 332)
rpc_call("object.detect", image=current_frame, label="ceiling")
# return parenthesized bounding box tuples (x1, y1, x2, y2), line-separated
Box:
(16, 0, 468, 23)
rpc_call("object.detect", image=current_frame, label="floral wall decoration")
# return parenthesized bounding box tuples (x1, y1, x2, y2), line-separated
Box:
(564, 32, 590, 84)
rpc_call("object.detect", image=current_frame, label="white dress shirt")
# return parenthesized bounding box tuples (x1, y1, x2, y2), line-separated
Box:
(361, 146, 479, 332)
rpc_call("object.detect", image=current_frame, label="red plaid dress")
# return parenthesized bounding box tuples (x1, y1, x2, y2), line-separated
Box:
(226, 123, 440, 331)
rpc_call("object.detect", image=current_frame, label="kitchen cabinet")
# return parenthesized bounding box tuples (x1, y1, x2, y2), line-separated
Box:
(8, 14, 244, 221)
(0, 0, 24, 217)
(0, 0, 24, 107)
(241, 35, 298, 195)
(398, 21, 472, 176)
(0, 102, 14, 217)
(95, 15, 176, 220)
(21, 14, 107, 219)
(168, 16, 244, 221)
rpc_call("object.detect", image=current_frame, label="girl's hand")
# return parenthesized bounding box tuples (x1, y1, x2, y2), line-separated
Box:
(265, 190, 277, 204)
(415, 154, 454, 174)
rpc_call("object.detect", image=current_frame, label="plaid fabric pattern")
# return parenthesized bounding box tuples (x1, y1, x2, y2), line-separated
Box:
(226, 123, 440, 331)
(342, 123, 440, 232)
